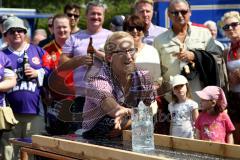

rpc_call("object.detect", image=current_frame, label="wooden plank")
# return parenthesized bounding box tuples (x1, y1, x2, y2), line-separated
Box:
(9, 138, 32, 148)
(21, 147, 76, 160)
(32, 135, 170, 160)
(123, 130, 240, 159)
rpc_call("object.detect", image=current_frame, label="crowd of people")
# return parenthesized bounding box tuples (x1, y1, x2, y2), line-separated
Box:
(0, 0, 240, 159)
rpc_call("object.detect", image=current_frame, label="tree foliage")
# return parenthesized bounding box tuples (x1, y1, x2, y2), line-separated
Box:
(2, 0, 135, 31)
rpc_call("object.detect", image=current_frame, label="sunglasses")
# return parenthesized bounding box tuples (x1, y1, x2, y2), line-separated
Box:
(127, 26, 144, 32)
(8, 28, 26, 35)
(48, 24, 53, 28)
(222, 22, 239, 31)
(170, 10, 189, 17)
(67, 13, 80, 19)
(111, 48, 137, 56)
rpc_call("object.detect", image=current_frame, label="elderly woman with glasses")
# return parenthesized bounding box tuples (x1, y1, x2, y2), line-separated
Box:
(221, 11, 240, 144)
(81, 31, 157, 139)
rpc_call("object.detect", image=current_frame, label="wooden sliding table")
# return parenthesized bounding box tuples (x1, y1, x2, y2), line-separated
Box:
(10, 130, 239, 160)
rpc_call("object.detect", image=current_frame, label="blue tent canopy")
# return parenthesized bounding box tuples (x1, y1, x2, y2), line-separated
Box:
(0, 8, 52, 18)
(0, 8, 53, 37)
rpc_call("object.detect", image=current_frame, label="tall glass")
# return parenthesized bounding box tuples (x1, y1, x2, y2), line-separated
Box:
(131, 106, 154, 152)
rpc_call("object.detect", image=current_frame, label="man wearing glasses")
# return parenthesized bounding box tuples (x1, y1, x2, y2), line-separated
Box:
(153, 0, 222, 102)
(134, 0, 167, 45)
(64, 3, 81, 34)
(81, 31, 156, 139)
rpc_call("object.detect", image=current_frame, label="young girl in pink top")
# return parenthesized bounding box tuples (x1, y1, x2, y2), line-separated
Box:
(195, 86, 235, 144)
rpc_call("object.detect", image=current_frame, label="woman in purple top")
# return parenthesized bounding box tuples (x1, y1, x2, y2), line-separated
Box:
(82, 31, 156, 139)
(0, 52, 16, 139)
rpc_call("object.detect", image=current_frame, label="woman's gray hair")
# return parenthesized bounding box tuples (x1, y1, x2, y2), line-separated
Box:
(204, 20, 217, 29)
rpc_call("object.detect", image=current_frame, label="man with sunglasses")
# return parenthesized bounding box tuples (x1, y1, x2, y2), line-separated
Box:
(134, 0, 167, 45)
(154, 0, 222, 102)
(64, 2, 81, 34)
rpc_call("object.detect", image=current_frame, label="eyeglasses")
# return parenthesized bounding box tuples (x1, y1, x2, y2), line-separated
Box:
(111, 48, 137, 57)
(8, 28, 26, 35)
(127, 26, 144, 32)
(48, 24, 53, 28)
(170, 10, 189, 17)
(67, 13, 80, 19)
(222, 22, 240, 31)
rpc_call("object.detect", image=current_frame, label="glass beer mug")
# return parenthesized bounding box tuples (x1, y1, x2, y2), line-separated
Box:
(131, 101, 155, 152)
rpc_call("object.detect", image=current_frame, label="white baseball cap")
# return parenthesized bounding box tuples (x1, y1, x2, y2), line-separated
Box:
(170, 74, 188, 88)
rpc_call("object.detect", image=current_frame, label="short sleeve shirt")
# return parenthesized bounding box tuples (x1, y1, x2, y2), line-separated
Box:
(195, 112, 235, 143)
(168, 99, 198, 126)
(168, 99, 198, 138)
(83, 63, 155, 131)
(62, 29, 112, 95)
(3, 44, 49, 114)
